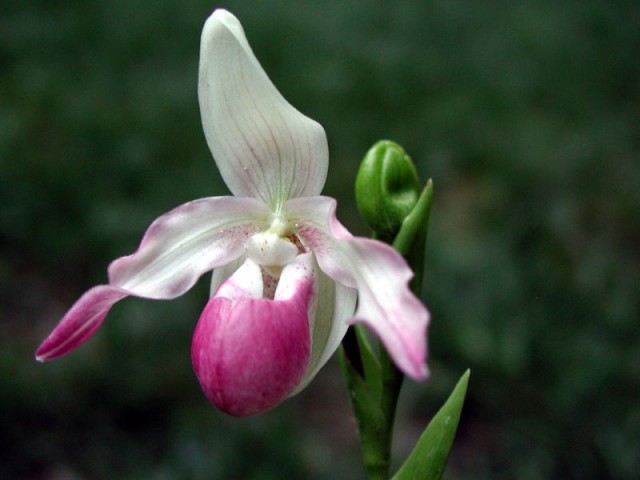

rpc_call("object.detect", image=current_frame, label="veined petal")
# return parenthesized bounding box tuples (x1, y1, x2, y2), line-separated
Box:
(291, 267, 356, 395)
(286, 196, 429, 380)
(198, 9, 328, 209)
(35, 285, 129, 361)
(192, 254, 315, 416)
(36, 196, 269, 362)
(334, 237, 429, 380)
(109, 196, 270, 297)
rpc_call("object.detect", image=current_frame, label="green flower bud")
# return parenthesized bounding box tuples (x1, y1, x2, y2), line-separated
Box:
(355, 140, 421, 237)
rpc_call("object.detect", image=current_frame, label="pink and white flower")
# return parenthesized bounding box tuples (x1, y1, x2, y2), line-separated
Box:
(36, 9, 429, 416)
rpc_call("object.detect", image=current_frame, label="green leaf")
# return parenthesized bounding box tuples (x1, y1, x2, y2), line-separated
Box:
(392, 370, 470, 480)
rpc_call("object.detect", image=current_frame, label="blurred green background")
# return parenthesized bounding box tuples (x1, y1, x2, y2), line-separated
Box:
(2, 0, 639, 478)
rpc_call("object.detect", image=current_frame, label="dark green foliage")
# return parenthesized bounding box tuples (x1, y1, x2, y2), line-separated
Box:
(1, 0, 638, 478)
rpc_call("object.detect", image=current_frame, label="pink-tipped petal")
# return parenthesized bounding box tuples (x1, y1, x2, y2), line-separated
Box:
(192, 254, 315, 416)
(37, 196, 269, 362)
(35, 285, 129, 362)
(286, 196, 429, 380)
(108, 196, 270, 298)
(198, 10, 328, 209)
(339, 237, 429, 379)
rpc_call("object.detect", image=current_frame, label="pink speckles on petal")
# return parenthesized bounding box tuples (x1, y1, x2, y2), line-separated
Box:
(192, 255, 314, 416)
(108, 196, 269, 298)
(285, 196, 429, 381)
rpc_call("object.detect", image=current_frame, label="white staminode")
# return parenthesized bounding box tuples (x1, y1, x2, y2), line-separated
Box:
(245, 232, 298, 267)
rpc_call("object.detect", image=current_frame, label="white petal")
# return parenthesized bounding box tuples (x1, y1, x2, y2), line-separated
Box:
(198, 9, 328, 209)
(286, 196, 429, 380)
(109, 196, 271, 298)
(291, 266, 356, 395)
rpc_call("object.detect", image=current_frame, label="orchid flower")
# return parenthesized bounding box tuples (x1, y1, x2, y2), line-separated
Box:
(36, 9, 429, 416)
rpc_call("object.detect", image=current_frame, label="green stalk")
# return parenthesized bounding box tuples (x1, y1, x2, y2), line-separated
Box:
(341, 181, 433, 479)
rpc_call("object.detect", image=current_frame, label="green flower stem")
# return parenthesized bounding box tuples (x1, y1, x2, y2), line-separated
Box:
(339, 333, 388, 479)
(342, 180, 433, 479)
(340, 325, 393, 480)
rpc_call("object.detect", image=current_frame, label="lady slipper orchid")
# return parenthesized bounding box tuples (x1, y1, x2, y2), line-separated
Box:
(36, 9, 429, 416)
